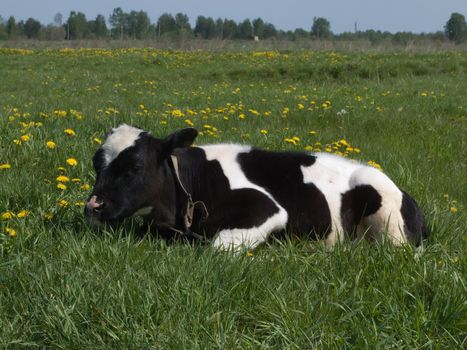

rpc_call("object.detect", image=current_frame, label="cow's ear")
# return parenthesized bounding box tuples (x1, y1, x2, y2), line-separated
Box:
(162, 128, 198, 153)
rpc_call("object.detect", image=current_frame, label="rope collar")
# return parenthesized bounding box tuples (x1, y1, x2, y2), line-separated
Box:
(168, 155, 209, 242)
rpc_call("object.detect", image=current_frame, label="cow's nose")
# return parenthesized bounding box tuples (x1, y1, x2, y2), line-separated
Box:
(86, 195, 104, 214)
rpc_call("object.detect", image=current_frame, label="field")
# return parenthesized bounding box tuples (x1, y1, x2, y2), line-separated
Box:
(0, 48, 466, 348)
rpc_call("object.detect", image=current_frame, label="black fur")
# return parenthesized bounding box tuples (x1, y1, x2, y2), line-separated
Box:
(340, 185, 382, 235)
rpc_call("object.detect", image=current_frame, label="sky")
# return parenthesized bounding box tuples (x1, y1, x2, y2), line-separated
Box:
(1, 0, 467, 34)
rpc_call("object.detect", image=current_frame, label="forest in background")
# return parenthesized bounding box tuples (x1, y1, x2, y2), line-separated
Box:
(0, 8, 466, 46)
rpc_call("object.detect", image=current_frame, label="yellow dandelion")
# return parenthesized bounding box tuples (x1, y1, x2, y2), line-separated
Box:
(93, 137, 102, 144)
(56, 175, 70, 183)
(71, 178, 81, 183)
(64, 128, 76, 136)
(184, 119, 194, 126)
(450, 207, 458, 214)
(80, 183, 91, 191)
(260, 129, 268, 135)
(17, 210, 30, 218)
(0, 163, 11, 170)
(5, 227, 17, 237)
(20, 134, 30, 142)
(75, 202, 85, 207)
(1, 211, 15, 220)
(246, 251, 254, 257)
(58, 199, 69, 208)
(57, 183, 67, 191)
(367, 160, 382, 170)
(46, 141, 57, 149)
(66, 158, 78, 167)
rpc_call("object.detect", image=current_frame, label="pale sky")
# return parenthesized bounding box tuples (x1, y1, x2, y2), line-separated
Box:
(1, 0, 466, 34)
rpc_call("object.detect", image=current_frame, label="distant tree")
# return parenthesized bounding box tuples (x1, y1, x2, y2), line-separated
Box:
(126, 10, 150, 39)
(263, 22, 277, 39)
(222, 19, 238, 39)
(109, 7, 126, 39)
(0, 16, 6, 40)
(24, 18, 41, 39)
(6, 16, 17, 38)
(194, 16, 216, 39)
(66, 11, 89, 39)
(252, 18, 265, 38)
(311, 17, 332, 39)
(54, 13, 63, 26)
(294, 28, 309, 40)
(156, 13, 177, 36)
(237, 19, 253, 39)
(175, 13, 192, 37)
(215, 18, 224, 39)
(43, 23, 65, 40)
(93, 14, 108, 38)
(445, 12, 466, 43)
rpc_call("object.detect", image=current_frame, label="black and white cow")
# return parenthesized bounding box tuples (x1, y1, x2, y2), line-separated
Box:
(85, 124, 429, 249)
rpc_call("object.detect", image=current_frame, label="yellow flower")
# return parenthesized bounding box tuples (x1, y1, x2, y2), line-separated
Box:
(46, 141, 57, 149)
(75, 202, 85, 207)
(0, 163, 11, 170)
(246, 251, 254, 257)
(64, 128, 76, 136)
(17, 210, 29, 218)
(367, 160, 382, 170)
(80, 183, 91, 191)
(260, 129, 268, 135)
(66, 158, 78, 167)
(58, 199, 69, 208)
(450, 207, 458, 213)
(93, 138, 102, 144)
(184, 119, 194, 126)
(44, 213, 54, 220)
(57, 183, 67, 191)
(5, 227, 17, 237)
(56, 175, 70, 183)
(1, 211, 15, 220)
(57, 166, 66, 173)
(20, 134, 30, 142)
(71, 178, 81, 183)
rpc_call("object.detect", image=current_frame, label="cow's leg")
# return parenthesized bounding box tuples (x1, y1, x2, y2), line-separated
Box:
(348, 167, 407, 245)
(204, 188, 288, 250)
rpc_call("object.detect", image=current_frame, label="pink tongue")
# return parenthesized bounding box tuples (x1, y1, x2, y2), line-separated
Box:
(86, 195, 100, 210)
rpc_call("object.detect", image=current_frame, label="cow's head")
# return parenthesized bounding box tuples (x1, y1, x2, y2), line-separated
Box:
(85, 124, 198, 224)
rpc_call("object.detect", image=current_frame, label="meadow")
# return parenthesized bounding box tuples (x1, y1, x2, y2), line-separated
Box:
(0, 48, 466, 348)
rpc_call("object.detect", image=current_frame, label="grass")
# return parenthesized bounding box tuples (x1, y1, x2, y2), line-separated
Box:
(0, 48, 466, 348)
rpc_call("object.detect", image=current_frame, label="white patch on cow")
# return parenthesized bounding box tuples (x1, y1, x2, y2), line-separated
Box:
(201, 144, 289, 249)
(301, 153, 361, 245)
(132, 206, 153, 217)
(301, 153, 406, 245)
(212, 209, 289, 250)
(102, 124, 143, 166)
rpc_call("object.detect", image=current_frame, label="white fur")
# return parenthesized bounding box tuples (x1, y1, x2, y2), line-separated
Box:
(201, 144, 288, 249)
(301, 153, 406, 245)
(102, 124, 143, 166)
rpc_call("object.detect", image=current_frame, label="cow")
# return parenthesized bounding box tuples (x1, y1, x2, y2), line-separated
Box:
(85, 124, 429, 249)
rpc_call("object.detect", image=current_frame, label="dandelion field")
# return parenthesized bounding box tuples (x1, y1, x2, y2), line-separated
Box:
(0, 48, 466, 348)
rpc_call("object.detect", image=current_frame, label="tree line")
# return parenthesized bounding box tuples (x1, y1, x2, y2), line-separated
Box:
(0, 8, 465, 44)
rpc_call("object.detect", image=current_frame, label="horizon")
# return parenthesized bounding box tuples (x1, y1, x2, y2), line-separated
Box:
(0, 1, 466, 35)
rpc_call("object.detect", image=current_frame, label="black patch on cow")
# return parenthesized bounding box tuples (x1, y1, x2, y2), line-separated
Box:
(92, 148, 106, 173)
(400, 190, 429, 245)
(238, 149, 331, 239)
(341, 185, 382, 234)
(170, 148, 282, 238)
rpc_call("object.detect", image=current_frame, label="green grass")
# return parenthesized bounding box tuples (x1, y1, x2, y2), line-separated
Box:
(0, 48, 466, 349)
